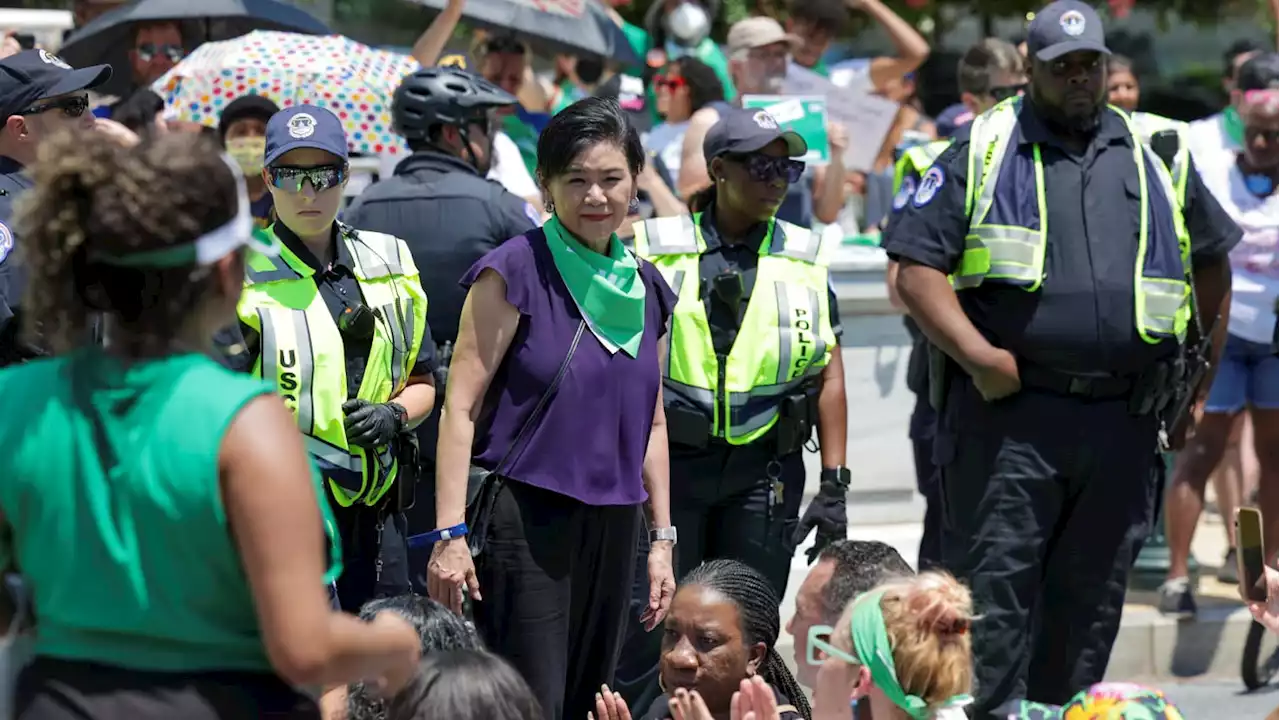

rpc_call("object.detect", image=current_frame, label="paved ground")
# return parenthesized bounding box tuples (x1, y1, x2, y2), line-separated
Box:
(775, 511, 1277, 714)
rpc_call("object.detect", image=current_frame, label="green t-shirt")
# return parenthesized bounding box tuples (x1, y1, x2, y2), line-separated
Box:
(0, 349, 342, 673)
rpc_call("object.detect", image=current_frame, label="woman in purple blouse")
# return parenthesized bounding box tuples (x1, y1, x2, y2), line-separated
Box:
(426, 97, 679, 720)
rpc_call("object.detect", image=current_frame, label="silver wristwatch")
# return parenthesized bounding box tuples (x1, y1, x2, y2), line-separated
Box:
(649, 526, 678, 546)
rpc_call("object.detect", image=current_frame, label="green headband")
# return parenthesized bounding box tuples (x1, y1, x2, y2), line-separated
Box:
(849, 589, 974, 720)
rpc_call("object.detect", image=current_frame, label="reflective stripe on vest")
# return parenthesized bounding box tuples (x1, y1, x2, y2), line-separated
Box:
(239, 225, 428, 507)
(634, 213, 837, 444)
(958, 99, 1192, 344)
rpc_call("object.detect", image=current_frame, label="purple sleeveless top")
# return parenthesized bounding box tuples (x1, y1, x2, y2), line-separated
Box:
(460, 228, 676, 506)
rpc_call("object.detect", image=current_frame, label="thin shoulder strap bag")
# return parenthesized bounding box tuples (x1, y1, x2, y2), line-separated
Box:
(466, 319, 586, 558)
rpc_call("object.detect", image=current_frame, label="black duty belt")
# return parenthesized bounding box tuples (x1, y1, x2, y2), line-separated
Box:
(1019, 365, 1135, 399)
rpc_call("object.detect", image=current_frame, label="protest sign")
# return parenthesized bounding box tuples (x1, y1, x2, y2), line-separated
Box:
(741, 95, 830, 165)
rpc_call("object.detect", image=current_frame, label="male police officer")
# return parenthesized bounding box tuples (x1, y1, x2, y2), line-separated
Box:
(343, 66, 537, 591)
(883, 37, 1026, 569)
(0, 49, 110, 364)
(883, 2, 1240, 715)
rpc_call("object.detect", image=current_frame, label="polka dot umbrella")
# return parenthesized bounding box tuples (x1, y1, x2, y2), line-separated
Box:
(152, 30, 420, 157)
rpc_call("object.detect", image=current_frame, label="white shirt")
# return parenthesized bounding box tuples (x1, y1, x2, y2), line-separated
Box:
(1198, 152, 1280, 343)
(488, 131, 540, 201)
(1187, 112, 1238, 170)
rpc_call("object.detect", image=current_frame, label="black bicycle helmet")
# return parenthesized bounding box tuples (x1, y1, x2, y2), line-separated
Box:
(392, 67, 518, 142)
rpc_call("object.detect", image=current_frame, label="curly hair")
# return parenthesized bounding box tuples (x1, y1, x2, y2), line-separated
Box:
(681, 559, 813, 720)
(14, 129, 238, 356)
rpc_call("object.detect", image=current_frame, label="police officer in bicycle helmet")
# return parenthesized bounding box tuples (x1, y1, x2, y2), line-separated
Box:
(346, 66, 539, 350)
(345, 66, 540, 592)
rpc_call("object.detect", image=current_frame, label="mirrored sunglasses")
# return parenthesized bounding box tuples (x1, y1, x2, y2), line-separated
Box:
(728, 153, 806, 184)
(989, 83, 1026, 101)
(136, 42, 184, 63)
(267, 164, 348, 194)
(21, 94, 89, 118)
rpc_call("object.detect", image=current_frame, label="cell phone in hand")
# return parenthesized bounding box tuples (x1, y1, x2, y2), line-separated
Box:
(1236, 507, 1267, 602)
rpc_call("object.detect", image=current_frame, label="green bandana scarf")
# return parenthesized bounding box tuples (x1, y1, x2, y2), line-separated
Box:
(544, 215, 647, 357)
(1223, 106, 1244, 148)
(849, 589, 974, 719)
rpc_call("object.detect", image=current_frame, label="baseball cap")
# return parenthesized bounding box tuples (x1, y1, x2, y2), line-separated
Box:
(1025, 0, 1110, 62)
(218, 94, 281, 141)
(727, 17, 800, 56)
(0, 49, 111, 120)
(264, 104, 349, 167)
(1237, 52, 1279, 92)
(703, 106, 807, 162)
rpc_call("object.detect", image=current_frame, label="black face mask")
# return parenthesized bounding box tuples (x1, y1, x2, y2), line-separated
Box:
(576, 56, 605, 85)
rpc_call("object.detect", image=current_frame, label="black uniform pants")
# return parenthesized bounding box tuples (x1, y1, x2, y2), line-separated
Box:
(328, 495, 412, 612)
(614, 440, 806, 713)
(909, 394, 943, 571)
(472, 480, 641, 720)
(936, 380, 1160, 718)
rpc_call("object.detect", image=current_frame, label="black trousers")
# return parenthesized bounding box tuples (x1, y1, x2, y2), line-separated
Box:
(472, 480, 641, 720)
(328, 495, 412, 613)
(614, 440, 806, 714)
(936, 380, 1160, 718)
(16, 658, 319, 720)
(909, 394, 943, 571)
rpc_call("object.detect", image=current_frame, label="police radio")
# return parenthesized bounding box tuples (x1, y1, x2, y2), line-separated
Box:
(338, 303, 378, 339)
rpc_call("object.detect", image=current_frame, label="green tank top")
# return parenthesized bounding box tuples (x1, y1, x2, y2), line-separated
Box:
(0, 348, 342, 673)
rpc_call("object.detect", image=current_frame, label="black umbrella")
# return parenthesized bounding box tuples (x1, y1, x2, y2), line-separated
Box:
(60, 0, 331, 98)
(410, 0, 641, 67)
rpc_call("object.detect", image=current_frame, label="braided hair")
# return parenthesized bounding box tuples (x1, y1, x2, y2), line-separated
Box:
(681, 559, 813, 720)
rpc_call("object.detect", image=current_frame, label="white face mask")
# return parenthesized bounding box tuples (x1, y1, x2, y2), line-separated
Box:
(666, 2, 710, 46)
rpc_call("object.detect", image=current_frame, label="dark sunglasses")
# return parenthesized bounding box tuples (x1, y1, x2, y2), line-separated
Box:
(267, 164, 348, 193)
(726, 153, 805, 184)
(989, 83, 1026, 101)
(21, 94, 89, 118)
(136, 42, 184, 63)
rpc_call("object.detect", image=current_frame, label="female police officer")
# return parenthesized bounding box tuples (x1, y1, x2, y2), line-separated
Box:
(615, 106, 850, 712)
(226, 105, 437, 611)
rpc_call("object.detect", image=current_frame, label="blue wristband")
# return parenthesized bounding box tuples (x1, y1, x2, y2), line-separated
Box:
(407, 522, 468, 549)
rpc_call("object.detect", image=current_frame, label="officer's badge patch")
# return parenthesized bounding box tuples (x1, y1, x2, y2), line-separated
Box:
(1060, 10, 1086, 36)
(893, 176, 916, 211)
(524, 202, 543, 226)
(913, 167, 944, 207)
(288, 113, 317, 139)
(38, 50, 71, 69)
(0, 222, 13, 264)
(752, 111, 779, 130)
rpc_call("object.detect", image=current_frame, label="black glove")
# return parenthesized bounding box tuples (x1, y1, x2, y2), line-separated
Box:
(342, 399, 404, 448)
(792, 468, 850, 564)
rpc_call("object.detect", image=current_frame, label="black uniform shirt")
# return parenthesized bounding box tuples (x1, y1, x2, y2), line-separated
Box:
(883, 104, 1241, 376)
(225, 222, 437, 398)
(0, 157, 32, 347)
(696, 202, 843, 357)
(343, 151, 538, 347)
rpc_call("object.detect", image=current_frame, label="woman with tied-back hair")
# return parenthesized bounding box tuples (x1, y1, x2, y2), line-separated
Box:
(0, 129, 420, 720)
(806, 572, 976, 720)
(641, 559, 813, 720)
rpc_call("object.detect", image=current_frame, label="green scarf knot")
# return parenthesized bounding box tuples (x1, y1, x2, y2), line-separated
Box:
(544, 215, 647, 358)
(850, 589, 974, 720)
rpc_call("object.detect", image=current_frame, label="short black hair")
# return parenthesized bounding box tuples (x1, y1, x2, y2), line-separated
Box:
(1237, 52, 1279, 93)
(350, 596, 482, 720)
(110, 88, 164, 136)
(669, 56, 726, 115)
(788, 0, 847, 27)
(816, 540, 914, 623)
(388, 650, 542, 720)
(1225, 39, 1266, 78)
(956, 38, 1024, 96)
(536, 96, 645, 184)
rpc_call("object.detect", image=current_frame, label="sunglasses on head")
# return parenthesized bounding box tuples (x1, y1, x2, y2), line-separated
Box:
(21, 94, 89, 118)
(267, 164, 348, 193)
(483, 36, 526, 56)
(989, 83, 1026, 101)
(136, 42, 184, 63)
(726, 153, 805, 184)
